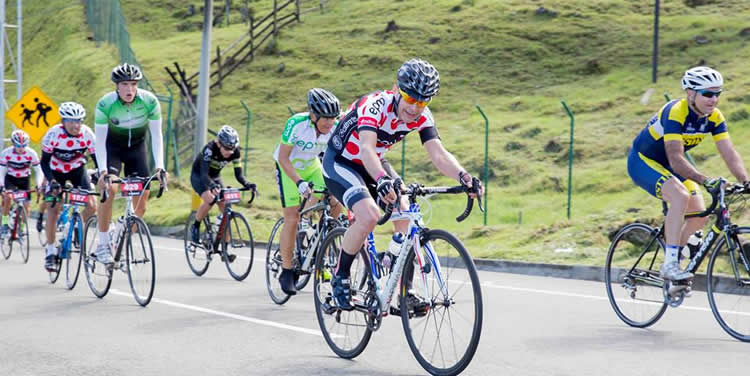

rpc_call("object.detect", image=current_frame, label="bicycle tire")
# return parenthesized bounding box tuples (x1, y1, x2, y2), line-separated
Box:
(400, 229, 483, 376)
(223, 212, 253, 281)
(1, 211, 11, 259)
(12, 206, 30, 263)
(184, 212, 211, 276)
(82, 215, 112, 298)
(605, 223, 668, 328)
(296, 218, 341, 291)
(313, 227, 372, 359)
(125, 216, 156, 307)
(706, 226, 750, 342)
(65, 213, 84, 290)
(266, 217, 291, 304)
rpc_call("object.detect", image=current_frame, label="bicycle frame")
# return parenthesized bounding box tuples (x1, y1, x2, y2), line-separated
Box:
(297, 195, 336, 272)
(363, 203, 447, 314)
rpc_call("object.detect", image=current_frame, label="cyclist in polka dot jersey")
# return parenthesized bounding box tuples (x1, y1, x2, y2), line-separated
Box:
(0, 129, 42, 238)
(39, 102, 98, 271)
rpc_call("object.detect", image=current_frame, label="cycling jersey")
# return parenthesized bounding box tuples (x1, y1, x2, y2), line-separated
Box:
(40, 124, 96, 175)
(190, 141, 248, 195)
(273, 112, 334, 171)
(94, 88, 164, 173)
(0, 146, 42, 187)
(631, 99, 727, 167)
(328, 90, 440, 165)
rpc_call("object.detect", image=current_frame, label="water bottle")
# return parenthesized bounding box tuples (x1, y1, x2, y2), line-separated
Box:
(297, 217, 313, 249)
(8, 208, 16, 230)
(388, 232, 405, 257)
(682, 231, 703, 260)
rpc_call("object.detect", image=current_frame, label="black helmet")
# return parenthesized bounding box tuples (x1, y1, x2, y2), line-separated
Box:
(217, 125, 239, 149)
(307, 88, 340, 118)
(111, 63, 143, 83)
(397, 58, 440, 101)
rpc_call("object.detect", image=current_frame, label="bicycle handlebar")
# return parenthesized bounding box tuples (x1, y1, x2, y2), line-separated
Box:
(297, 183, 329, 213)
(208, 185, 256, 206)
(376, 178, 485, 225)
(101, 170, 167, 203)
(684, 179, 750, 219)
(49, 184, 100, 209)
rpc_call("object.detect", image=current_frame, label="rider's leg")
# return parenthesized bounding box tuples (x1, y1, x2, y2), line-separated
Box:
(45, 201, 60, 246)
(1, 193, 10, 228)
(195, 191, 215, 222)
(135, 189, 149, 219)
(678, 181, 707, 246)
(661, 178, 693, 280)
(280, 206, 299, 269)
(96, 177, 116, 237)
(340, 198, 380, 273)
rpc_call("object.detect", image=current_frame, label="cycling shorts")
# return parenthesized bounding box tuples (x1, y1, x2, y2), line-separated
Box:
(275, 163, 326, 208)
(627, 151, 698, 199)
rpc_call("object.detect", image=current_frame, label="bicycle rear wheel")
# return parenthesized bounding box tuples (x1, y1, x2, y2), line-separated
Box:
(184, 212, 211, 276)
(125, 216, 156, 307)
(400, 229, 482, 376)
(265, 217, 290, 304)
(83, 215, 112, 298)
(65, 213, 84, 290)
(1, 233, 10, 259)
(223, 212, 253, 281)
(10, 206, 30, 263)
(706, 226, 750, 342)
(605, 223, 668, 328)
(313, 227, 372, 359)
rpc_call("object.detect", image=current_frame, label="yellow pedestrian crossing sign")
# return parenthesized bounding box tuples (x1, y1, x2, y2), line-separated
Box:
(5, 86, 61, 143)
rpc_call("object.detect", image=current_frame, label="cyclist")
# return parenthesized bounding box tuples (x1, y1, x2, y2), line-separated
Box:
(322, 58, 482, 310)
(628, 66, 749, 281)
(94, 63, 167, 265)
(189, 125, 256, 260)
(273, 88, 343, 296)
(0, 130, 42, 238)
(39, 102, 98, 271)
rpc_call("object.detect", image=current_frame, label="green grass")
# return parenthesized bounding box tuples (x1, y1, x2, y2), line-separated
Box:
(8, 0, 750, 265)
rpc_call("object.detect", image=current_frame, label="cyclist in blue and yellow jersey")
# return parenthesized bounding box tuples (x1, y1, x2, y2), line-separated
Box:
(273, 88, 342, 296)
(94, 63, 167, 265)
(189, 125, 256, 253)
(321, 59, 482, 310)
(628, 66, 749, 281)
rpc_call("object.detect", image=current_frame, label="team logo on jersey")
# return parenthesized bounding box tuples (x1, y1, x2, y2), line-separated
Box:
(332, 136, 342, 149)
(368, 98, 386, 116)
(110, 117, 120, 125)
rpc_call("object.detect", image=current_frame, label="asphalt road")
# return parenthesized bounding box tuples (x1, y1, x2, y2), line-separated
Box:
(1, 235, 748, 376)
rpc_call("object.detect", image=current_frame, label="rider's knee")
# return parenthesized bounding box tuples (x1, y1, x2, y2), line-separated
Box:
(354, 205, 379, 231)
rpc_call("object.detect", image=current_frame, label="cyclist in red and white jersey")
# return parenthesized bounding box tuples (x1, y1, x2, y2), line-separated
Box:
(322, 58, 483, 310)
(0, 130, 42, 238)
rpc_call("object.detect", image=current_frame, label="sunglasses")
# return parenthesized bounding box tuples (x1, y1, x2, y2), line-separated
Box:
(697, 89, 722, 98)
(399, 89, 432, 108)
(219, 143, 235, 152)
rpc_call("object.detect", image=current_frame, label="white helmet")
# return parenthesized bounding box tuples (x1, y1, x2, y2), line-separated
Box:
(681, 66, 723, 90)
(58, 101, 86, 120)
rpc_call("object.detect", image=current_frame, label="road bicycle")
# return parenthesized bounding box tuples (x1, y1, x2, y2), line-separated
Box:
(265, 185, 346, 304)
(83, 171, 166, 307)
(45, 184, 99, 289)
(0, 189, 33, 263)
(183, 186, 256, 281)
(606, 180, 750, 341)
(313, 179, 484, 376)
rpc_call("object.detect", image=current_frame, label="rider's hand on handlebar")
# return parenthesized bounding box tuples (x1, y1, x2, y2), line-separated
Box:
(296, 180, 312, 199)
(376, 175, 397, 205)
(459, 171, 483, 198)
(702, 177, 723, 192)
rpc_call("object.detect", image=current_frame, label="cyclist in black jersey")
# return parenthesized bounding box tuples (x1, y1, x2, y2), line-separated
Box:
(189, 125, 256, 245)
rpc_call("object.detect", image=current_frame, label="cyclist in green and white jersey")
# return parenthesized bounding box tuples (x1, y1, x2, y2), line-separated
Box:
(272, 88, 342, 295)
(93, 63, 167, 265)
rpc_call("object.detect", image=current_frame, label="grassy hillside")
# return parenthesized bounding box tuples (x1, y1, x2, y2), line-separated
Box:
(7, 0, 750, 264)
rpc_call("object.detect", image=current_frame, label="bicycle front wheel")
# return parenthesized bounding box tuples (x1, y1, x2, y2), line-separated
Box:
(400, 229, 482, 376)
(313, 227, 372, 359)
(706, 226, 750, 342)
(65, 213, 84, 290)
(83, 215, 112, 298)
(605, 223, 668, 328)
(184, 212, 211, 276)
(223, 212, 253, 281)
(265, 217, 290, 304)
(10, 206, 30, 263)
(125, 216, 156, 307)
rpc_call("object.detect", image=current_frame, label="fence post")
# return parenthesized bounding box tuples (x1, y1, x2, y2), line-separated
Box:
(273, 0, 278, 35)
(249, 15, 254, 61)
(288, 106, 295, 115)
(476, 105, 489, 226)
(216, 46, 223, 89)
(241, 100, 251, 182)
(295, 0, 300, 21)
(561, 100, 575, 220)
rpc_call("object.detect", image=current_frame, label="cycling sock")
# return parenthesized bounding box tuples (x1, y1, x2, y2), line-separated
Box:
(45, 243, 56, 257)
(193, 220, 200, 229)
(99, 231, 109, 246)
(335, 251, 356, 278)
(1, 215, 6, 225)
(665, 244, 680, 264)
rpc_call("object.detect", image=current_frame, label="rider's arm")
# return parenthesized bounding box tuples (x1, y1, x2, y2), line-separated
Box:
(94, 122, 109, 175)
(148, 118, 164, 170)
(423, 138, 471, 184)
(276, 144, 304, 184)
(197, 145, 215, 189)
(359, 130, 388, 179)
(0, 164, 6, 188)
(716, 138, 749, 182)
(665, 140, 707, 183)
(32, 163, 43, 188)
(381, 158, 399, 180)
(40, 152, 55, 182)
(231, 154, 249, 186)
